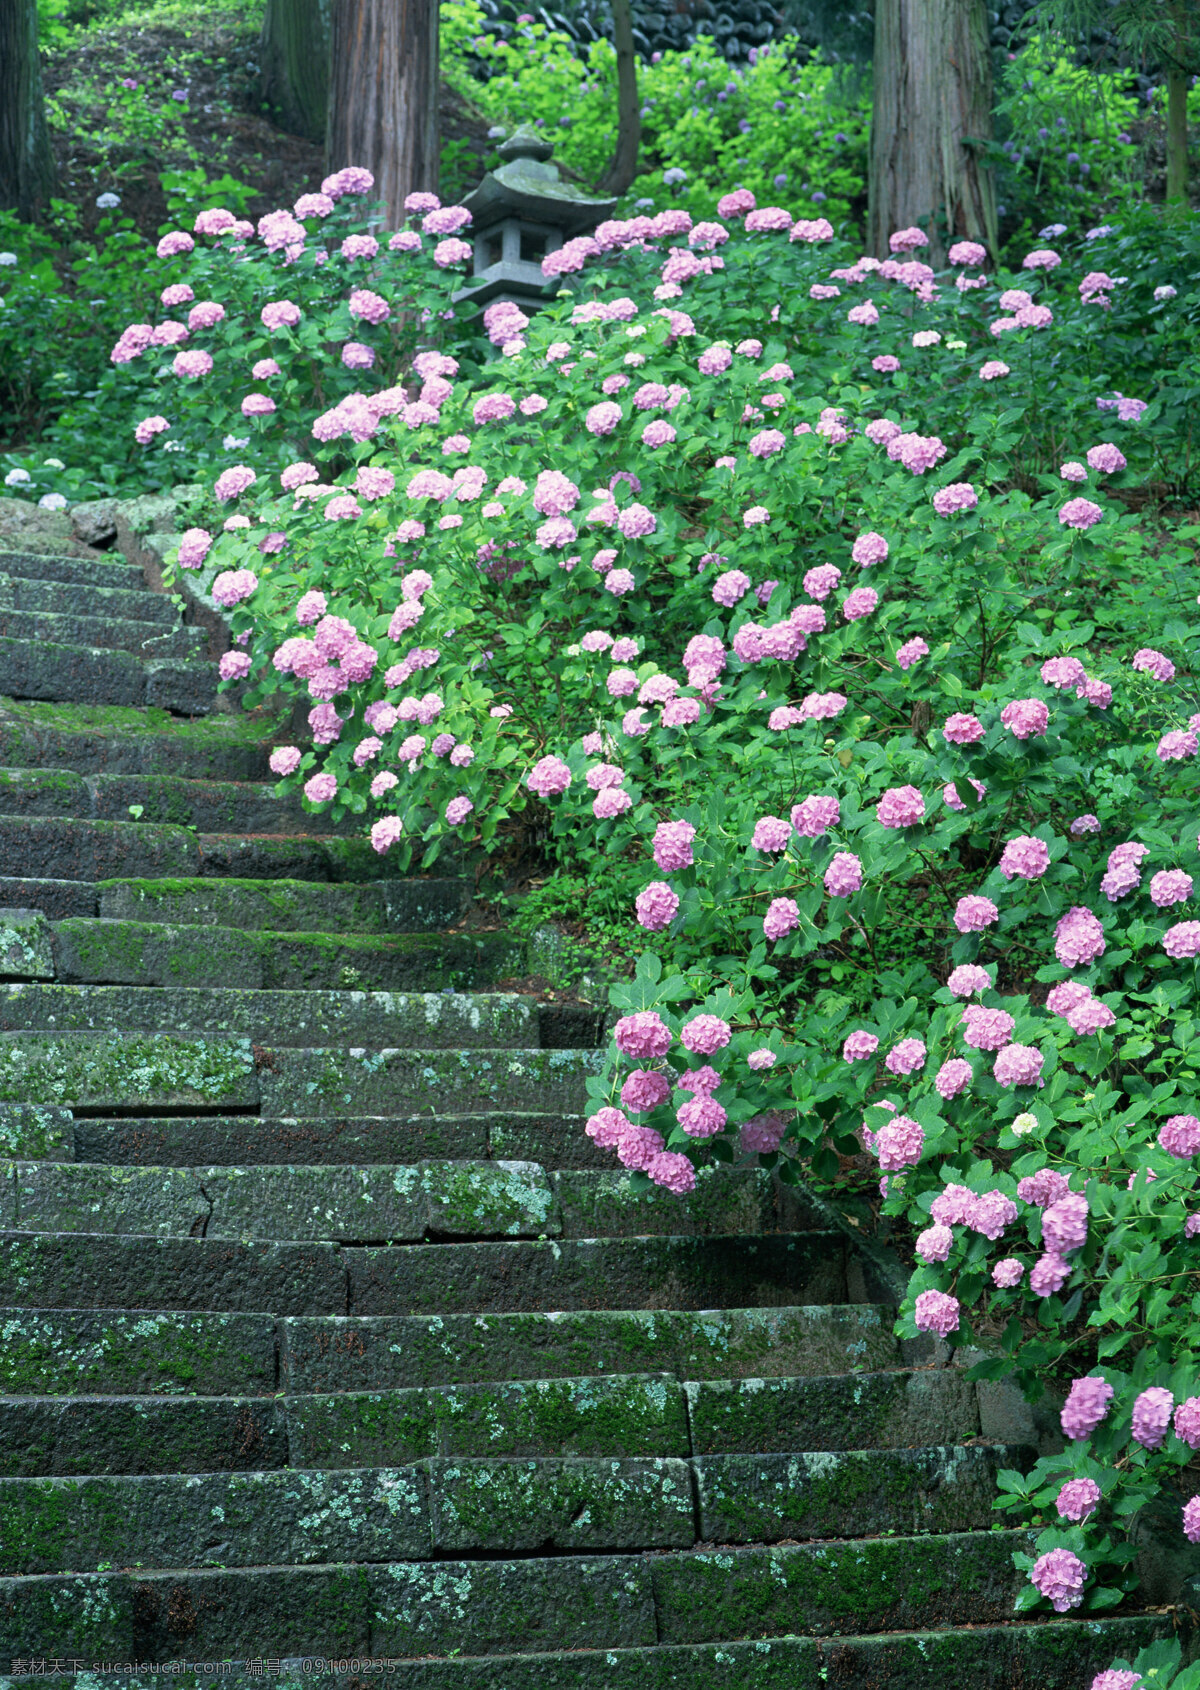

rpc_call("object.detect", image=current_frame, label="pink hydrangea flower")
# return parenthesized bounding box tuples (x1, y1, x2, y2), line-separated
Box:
(304, 771, 337, 805)
(994, 1044, 1043, 1087)
(747, 1049, 776, 1070)
(851, 531, 888, 567)
(1042, 1192, 1089, 1254)
(1174, 1398, 1200, 1448)
(1087, 442, 1127, 474)
(1070, 814, 1101, 834)
(621, 1070, 672, 1113)
(876, 786, 924, 828)
(943, 713, 984, 745)
(913, 1289, 959, 1337)
(678, 1095, 727, 1138)
(999, 835, 1051, 880)
(635, 882, 679, 930)
(842, 586, 879, 621)
(843, 1030, 879, 1062)
(1059, 498, 1104, 529)
(885, 1038, 926, 1076)
(1000, 698, 1049, 739)
(916, 1224, 953, 1263)
(874, 1113, 924, 1171)
(961, 1005, 1015, 1052)
(896, 638, 929, 669)
(935, 1058, 973, 1100)
(763, 898, 800, 941)
(947, 964, 991, 996)
(791, 795, 839, 837)
(1157, 730, 1199, 761)
(647, 1151, 696, 1194)
(1029, 1252, 1071, 1296)
(1164, 922, 1200, 959)
(1159, 1114, 1200, 1158)
(824, 852, 863, 896)
(752, 815, 792, 852)
(527, 756, 571, 798)
(653, 820, 695, 870)
(614, 1011, 672, 1059)
(680, 1014, 732, 1055)
(1030, 1547, 1086, 1612)
(1132, 1386, 1175, 1450)
(1185, 1499, 1200, 1546)
(1151, 869, 1193, 907)
(932, 483, 978, 516)
(269, 746, 301, 777)
(1132, 647, 1176, 682)
(992, 1259, 1024, 1288)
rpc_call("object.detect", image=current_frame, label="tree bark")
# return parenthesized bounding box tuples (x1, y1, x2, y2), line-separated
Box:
(0, 0, 57, 221)
(597, 0, 640, 195)
(259, 0, 332, 145)
(326, 0, 439, 227)
(868, 0, 998, 265)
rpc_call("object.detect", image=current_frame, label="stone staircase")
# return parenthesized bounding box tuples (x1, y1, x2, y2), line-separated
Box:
(0, 546, 1169, 1686)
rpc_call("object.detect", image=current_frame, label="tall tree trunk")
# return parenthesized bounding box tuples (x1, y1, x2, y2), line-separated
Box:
(1165, 0, 1192, 205)
(259, 0, 332, 145)
(0, 0, 57, 221)
(598, 0, 640, 195)
(326, 0, 439, 227)
(868, 0, 997, 265)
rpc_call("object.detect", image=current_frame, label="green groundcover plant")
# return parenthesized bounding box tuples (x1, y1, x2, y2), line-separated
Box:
(81, 162, 1200, 1665)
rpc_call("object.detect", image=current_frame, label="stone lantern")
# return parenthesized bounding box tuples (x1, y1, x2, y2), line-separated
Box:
(455, 124, 616, 316)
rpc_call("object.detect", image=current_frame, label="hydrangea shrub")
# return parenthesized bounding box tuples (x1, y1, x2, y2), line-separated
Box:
(117, 182, 1200, 1622)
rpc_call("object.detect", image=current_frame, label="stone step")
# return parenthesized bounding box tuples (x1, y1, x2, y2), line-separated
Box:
(0, 1620, 1174, 1690)
(0, 816, 399, 882)
(0, 638, 217, 714)
(0, 548, 146, 591)
(282, 1369, 974, 1467)
(684, 1367, 979, 1453)
(57, 1109, 600, 1168)
(0, 1530, 1036, 1656)
(0, 880, 97, 920)
(0, 1231, 841, 1314)
(0, 1303, 897, 1398)
(99, 875, 469, 932)
(47, 920, 525, 993)
(0, 1395, 289, 1477)
(0, 699, 278, 781)
(0, 986, 536, 1052)
(343, 1233, 845, 1315)
(0, 572, 179, 626)
(0, 608, 206, 661)
(0, 771, 343, 835)
(4, 1161, 561, 1243)
(2, 1163, 819, 1244)
(1, 1444, 1026, 1565)
(0, 1034, 598, 1114)
(281, 1304, 898, 1392)
(0, 1308, 277, 1396)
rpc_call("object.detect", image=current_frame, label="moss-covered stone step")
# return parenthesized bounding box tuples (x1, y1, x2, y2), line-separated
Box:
(67, 1110, 577, 1167)
(0, 549, 146, 591)
(694, 1443, 1031, 1543)
(0, 879, 97, 920)
(0, 1034, 597, 1113)
(0, 1308, 276, 1397)
(344, 1232, 846, 1315)
(0, 1394, 288, 1477)
(685, 1368, 979, 1453)
(0, 1466, 430, 1573)
(5, 1160, 560, 1243)
(0, 818, 407, 901)
(0, 698, 279, 781)
(0, 609, 205, 662)
(97, 875, 469, 933)
(0, 984, 536, 1051)
(553, 1167, 826, 1237)
(286, 1372, 689, 1464)
(1, 1456, 697, 1571)
(48, 919, 526, 993)
(0, 1231, 347, 1314)
(0, 1531, 1036, 1657)
(0, 638, 217, 714)
(0, 1619, 1175, 1690)
(280, 1304, 899, 1393)
(0, 573, 179, 627)
(88, 773, 350, 835)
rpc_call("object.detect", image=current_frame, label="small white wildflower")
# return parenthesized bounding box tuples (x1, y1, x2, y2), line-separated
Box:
(95, 192, 121, 209)
(4, 468, 31, 485)
(1011, 1111, 1039, 1137)
(38, 493, 67, 510)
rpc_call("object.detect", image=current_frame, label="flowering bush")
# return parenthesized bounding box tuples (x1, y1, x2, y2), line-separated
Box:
(104, 176, 1200, 1620)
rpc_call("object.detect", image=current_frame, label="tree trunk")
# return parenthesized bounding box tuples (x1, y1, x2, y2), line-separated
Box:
(868, 0, 997, 265)
(326, 0, 439, 227)
(1166, 63, 1188, 202)
(597, 0, 640, 195)
(0, 0, 57, 221)
(259, 0, 332, 145)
